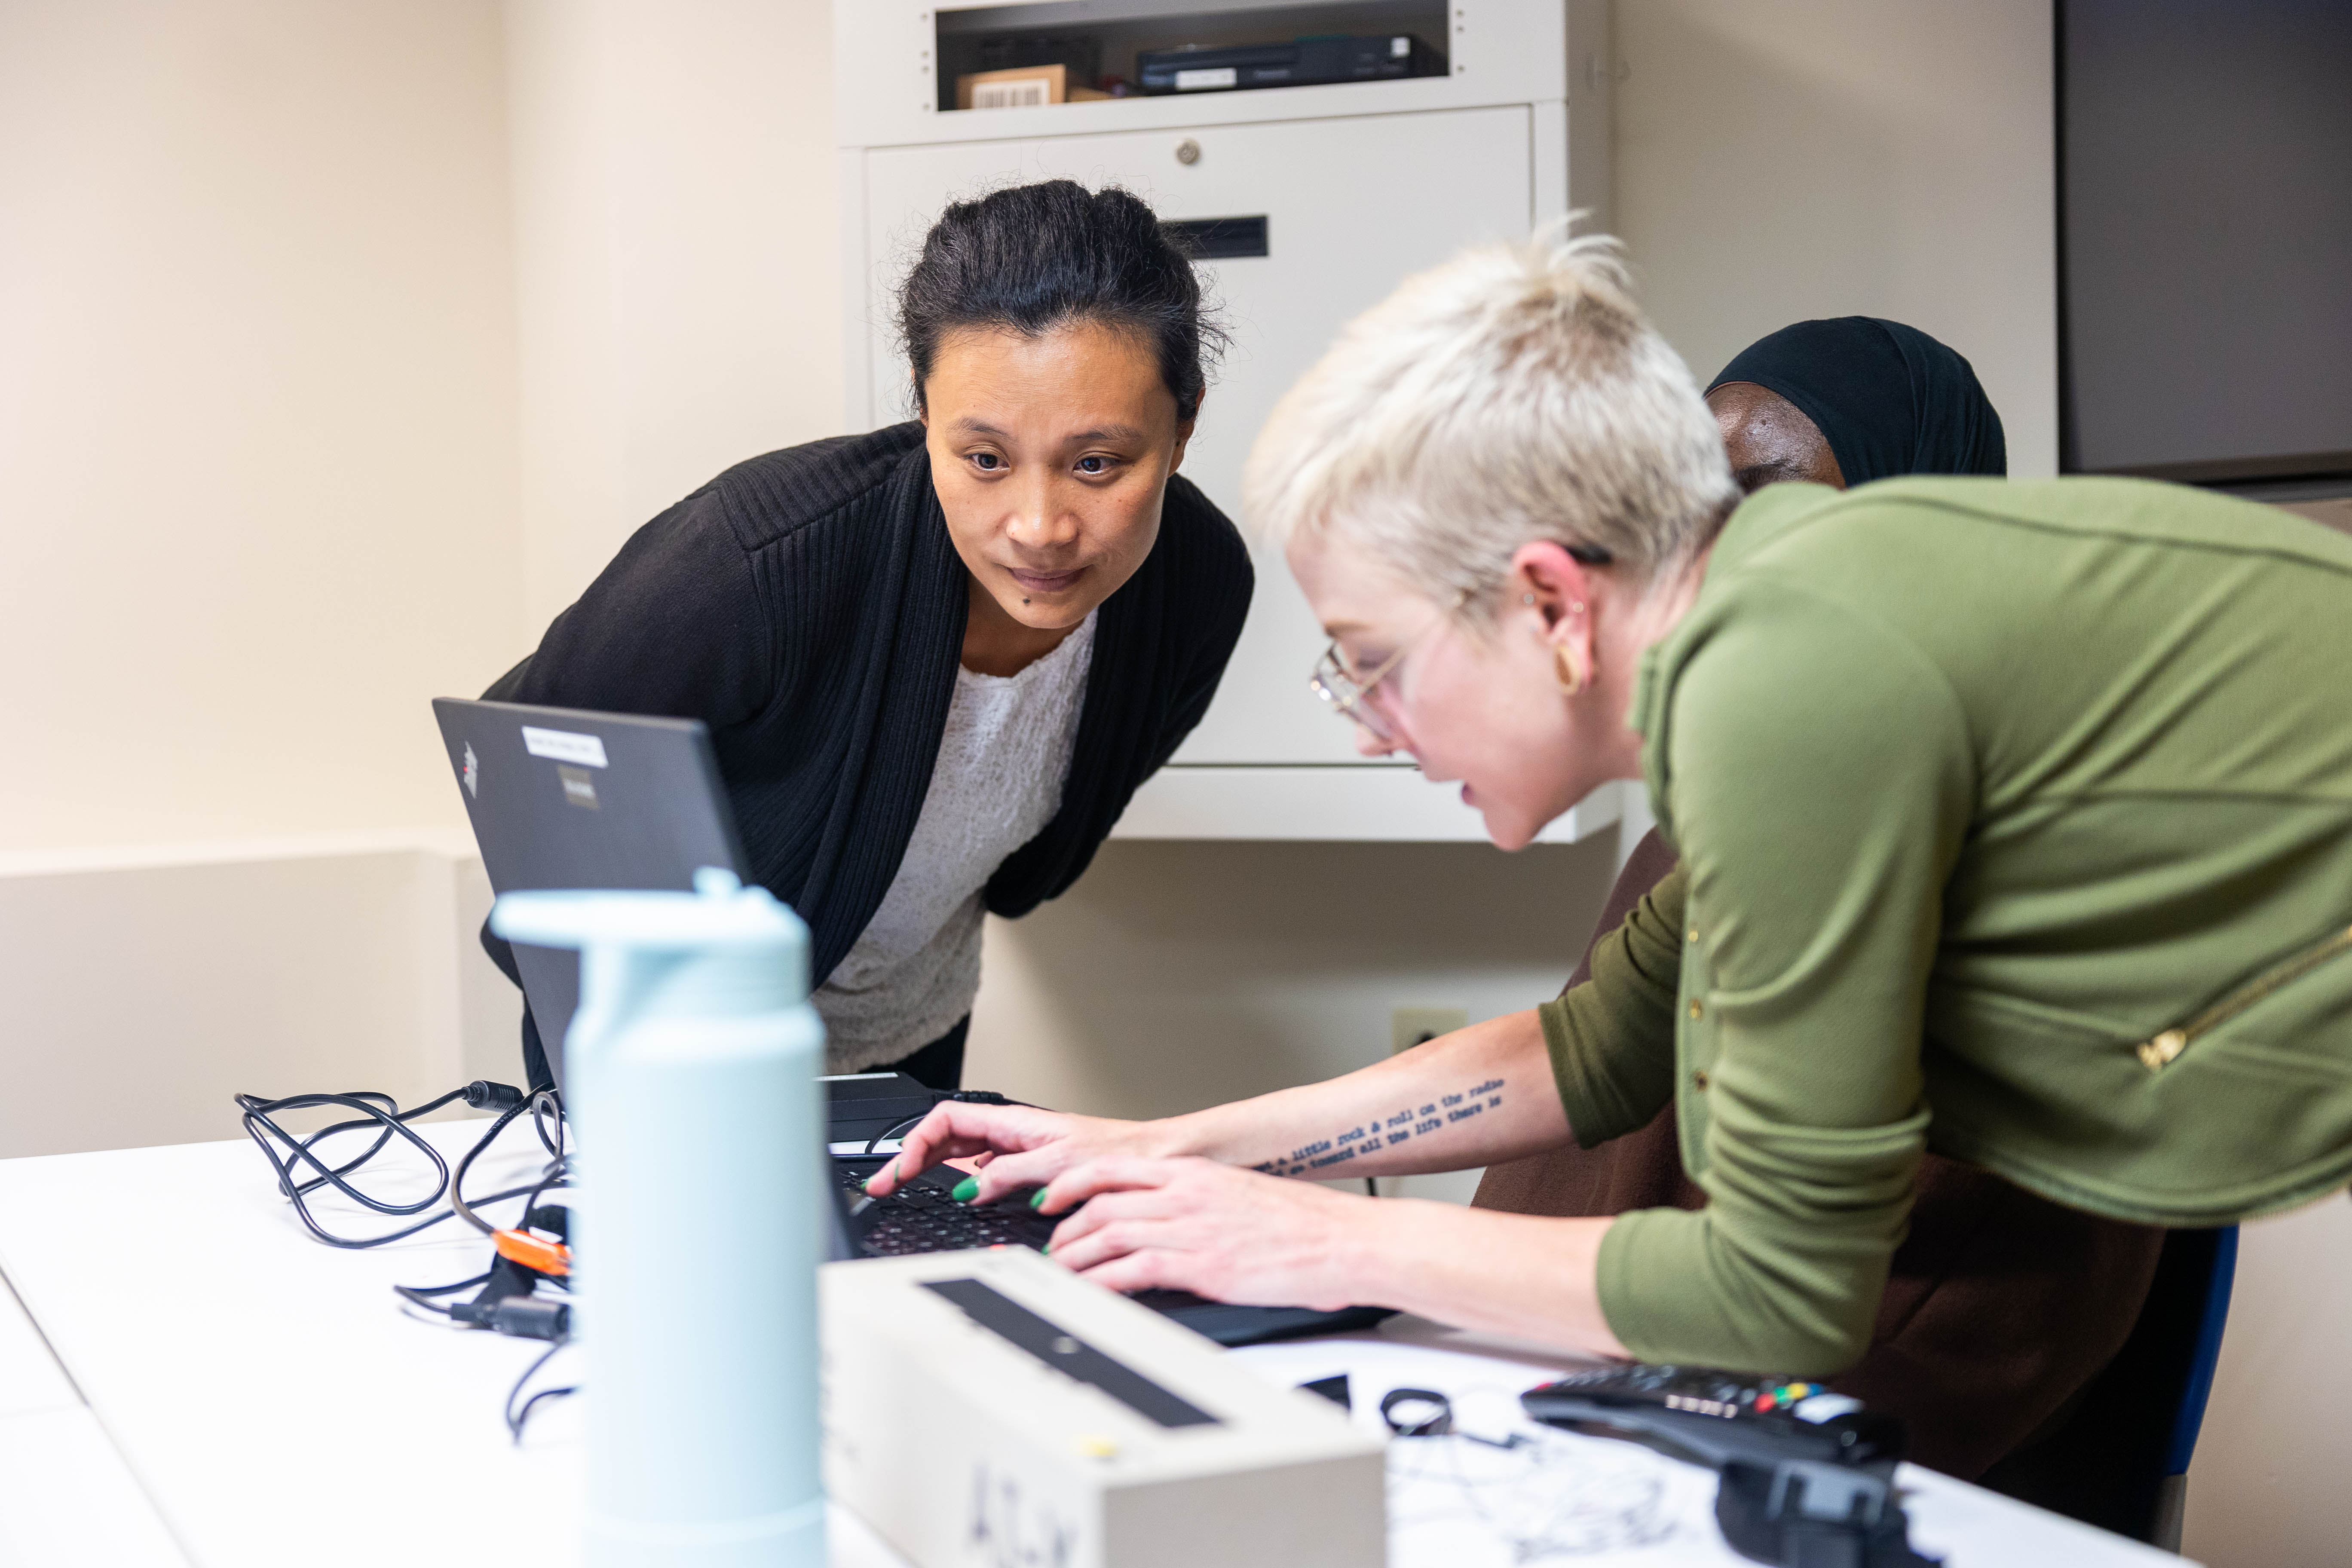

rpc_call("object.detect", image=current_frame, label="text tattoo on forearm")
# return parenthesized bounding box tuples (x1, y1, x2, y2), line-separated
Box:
(1251, 1080, 1505, 1178)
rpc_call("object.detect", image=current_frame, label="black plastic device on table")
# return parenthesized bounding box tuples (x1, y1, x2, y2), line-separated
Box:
(1522, 1365, 1940, 1568)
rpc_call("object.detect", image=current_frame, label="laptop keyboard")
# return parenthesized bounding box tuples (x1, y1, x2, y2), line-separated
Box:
(836, 1163, 1047, 1257)
(826, 1162, 1396, 1345)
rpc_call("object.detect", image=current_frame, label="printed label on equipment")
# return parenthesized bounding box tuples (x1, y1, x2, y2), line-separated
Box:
(557, 765, 599, 809)
(973, 78, 1050, 109)
(1176, 66, 1239, 90)
(522, 726, 608, 767)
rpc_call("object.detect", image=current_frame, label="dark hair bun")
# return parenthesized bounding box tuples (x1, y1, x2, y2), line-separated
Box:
(897, 180, 1223, 421)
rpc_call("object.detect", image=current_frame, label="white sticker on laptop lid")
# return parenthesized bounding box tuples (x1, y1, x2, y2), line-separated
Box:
(522, 726, 608, 768)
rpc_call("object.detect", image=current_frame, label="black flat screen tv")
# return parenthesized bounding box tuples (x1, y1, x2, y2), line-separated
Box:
(2058, 1, 2352, 491)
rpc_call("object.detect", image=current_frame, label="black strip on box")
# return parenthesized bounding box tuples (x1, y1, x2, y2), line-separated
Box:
(924, 1278, 1222, 1428)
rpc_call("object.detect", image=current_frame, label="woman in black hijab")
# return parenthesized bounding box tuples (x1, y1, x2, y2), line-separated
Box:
(1704, 315, 2007, 489)
(1475, 318, 2165, 1498)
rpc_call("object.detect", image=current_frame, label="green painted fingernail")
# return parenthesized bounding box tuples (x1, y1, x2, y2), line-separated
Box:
(1029, 1188, 1049, 1210)
(952, 1176, 980, 1202)
(1041, 1244, 1052, 1257)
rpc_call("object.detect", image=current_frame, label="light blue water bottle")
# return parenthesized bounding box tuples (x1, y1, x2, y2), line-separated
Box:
(491, 868, 825, 1568)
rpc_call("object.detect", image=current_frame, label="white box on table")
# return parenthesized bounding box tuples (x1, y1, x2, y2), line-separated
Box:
(822, 1248, 1387, 1568)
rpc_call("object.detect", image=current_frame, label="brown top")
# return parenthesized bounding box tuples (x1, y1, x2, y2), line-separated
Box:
(1473, 828, 2165, 1480)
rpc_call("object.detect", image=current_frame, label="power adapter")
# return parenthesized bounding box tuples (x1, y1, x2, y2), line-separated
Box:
(452, 1293, 570, 1341)
(461, 1080, 528, 1111)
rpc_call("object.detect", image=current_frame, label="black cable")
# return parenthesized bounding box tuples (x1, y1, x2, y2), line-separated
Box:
(238, 1091, 454, 1199)
(1382, 1387, 1456, 1437)
(864, 1111, 928, 1158)
(515, 1155, 573, 1239)
(392, 1271, 494, 1317)
(237, 1091, 459, 1248)
(448, 1097, 536, 1236)
(505, 1338, 578, 1444)
(236, 1081, 539, 1248)
(239, 1084, 582, 1436)
(516, 1092, 571, 1236)
(858, 1089, 1043, 1158)
(528, 1087, 566, 1159)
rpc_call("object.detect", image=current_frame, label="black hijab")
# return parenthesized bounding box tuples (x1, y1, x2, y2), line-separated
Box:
(1707, 317, 2007, 484)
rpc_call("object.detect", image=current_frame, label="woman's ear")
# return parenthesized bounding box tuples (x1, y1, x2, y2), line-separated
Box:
(1507, 541, 1599, 643)
(1170, 390, 1203, 473)
(1507, 540, 1603, 694)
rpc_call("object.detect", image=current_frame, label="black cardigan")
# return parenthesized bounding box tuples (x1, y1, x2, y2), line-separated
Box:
(482, 424, 1252, 1076)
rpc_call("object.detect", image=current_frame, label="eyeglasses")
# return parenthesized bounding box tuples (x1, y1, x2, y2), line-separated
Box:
(1310, 645, 1402, 742)
(1308, 588, 1475, 743)
(1307, 546, 1611, 743)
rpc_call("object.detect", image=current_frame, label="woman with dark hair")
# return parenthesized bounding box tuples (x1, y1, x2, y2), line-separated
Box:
(1702, 315, 2009, 492)
(482, 181, 1250, 1089)
(1473, 317, 2167, 1485)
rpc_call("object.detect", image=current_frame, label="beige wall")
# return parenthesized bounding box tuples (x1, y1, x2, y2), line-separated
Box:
(2184, 1196, 2352, 1567)
(1615, 0, 2059, 475)
(0, 0, 521, 852)
(503, 0, 845, 638)
(968, 837, 1618, 1115)
(0, 0, 842, 1153)
(966, 837, 1626, 1208)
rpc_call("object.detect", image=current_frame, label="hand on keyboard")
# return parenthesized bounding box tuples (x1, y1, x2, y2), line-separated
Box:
(1033, 1155, 1382, 1312)
(858, 1100, 1186, 1206)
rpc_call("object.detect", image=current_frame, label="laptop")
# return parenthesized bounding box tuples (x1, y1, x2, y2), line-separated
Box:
(435, 697, 1392, 1348)
(434, 698, 744, 1095)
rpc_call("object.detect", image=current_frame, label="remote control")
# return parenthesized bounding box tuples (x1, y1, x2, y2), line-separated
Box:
(1521, 1364, 1901, 1468)
(1522, 1366, 1938, 1567)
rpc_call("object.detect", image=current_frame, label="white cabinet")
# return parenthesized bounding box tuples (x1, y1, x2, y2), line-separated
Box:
(835, 0, 1615, 838)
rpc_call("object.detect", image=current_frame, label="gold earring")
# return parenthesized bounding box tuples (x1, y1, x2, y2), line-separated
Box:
(1554, 646, 1584, 696)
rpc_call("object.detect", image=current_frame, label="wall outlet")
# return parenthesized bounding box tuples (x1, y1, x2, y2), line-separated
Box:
(1390, 1006, 1468, 1055)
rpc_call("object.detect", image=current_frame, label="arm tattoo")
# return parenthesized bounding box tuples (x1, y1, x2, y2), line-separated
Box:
(1251, 1079, 1506, 1179)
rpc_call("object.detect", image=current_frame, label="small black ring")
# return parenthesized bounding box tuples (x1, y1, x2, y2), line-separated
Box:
(1379, 1386, 1454, 1437)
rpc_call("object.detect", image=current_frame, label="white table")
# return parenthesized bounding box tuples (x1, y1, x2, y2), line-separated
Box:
(0, 1119, 2190, 1568)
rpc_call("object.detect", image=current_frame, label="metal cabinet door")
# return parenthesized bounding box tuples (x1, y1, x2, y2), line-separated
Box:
(861, 105, 1535, 763)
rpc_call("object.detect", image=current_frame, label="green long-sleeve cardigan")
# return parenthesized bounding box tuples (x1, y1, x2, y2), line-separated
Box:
(1540, 476, 2352, 1375)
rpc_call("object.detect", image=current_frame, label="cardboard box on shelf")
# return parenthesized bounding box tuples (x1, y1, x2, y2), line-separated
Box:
(955, 62, 1111, 110)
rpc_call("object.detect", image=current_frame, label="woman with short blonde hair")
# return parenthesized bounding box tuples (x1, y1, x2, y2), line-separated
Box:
(1247, 233, 1733, 619)
(871, 232, 2352, 1378)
